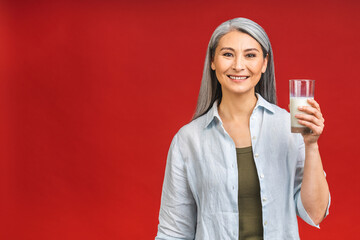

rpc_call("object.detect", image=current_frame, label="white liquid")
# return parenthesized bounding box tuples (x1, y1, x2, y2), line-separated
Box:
(290, 97, 312, 128)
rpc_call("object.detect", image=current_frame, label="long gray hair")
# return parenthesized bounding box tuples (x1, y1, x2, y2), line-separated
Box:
(192, 17, 276, 120)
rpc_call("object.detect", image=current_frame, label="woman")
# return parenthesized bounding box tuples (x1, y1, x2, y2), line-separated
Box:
(155, 17, 330, 240)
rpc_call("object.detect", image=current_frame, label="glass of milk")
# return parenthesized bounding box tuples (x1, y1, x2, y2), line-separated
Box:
(289, 79, 315, 133)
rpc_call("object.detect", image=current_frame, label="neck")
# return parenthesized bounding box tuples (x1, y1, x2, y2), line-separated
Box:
(218, 90, 258, 121)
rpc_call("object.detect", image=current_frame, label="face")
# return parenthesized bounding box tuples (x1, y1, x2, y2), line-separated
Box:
(211, 30, 268, 98)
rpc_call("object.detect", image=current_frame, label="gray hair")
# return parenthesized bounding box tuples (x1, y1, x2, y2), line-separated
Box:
(192, 17, 276, 120)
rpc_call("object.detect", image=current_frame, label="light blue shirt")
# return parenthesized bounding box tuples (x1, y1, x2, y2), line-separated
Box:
(156, 94, 330, 240)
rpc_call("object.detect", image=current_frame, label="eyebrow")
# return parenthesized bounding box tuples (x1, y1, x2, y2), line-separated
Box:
(244, 48, 260, 52)
(219, 47, 260, 52)
(219, 47, 235, 51)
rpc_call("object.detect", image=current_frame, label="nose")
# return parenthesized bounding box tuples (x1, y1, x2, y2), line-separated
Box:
(232, 55, 244, 71)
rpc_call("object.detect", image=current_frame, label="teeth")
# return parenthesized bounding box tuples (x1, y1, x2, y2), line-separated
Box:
(229, 76, 247, 80)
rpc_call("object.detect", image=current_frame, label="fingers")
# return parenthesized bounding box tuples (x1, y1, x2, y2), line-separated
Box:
(296, 114, 325, 135)
(307, 98, 321, 112)
(297, 119, 324, 135)
(297, 99, 324, 122)
(295, 99, 325, 135)
(298, 105, 324, 122)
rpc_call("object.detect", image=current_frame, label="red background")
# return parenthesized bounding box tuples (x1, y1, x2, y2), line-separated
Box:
(1, 0, 359, 239)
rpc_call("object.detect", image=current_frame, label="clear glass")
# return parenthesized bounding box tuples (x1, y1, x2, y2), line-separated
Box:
(289, 79, 315, 133)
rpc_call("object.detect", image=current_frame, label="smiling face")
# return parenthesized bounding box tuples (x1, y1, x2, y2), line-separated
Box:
(211, 30, 268, 98)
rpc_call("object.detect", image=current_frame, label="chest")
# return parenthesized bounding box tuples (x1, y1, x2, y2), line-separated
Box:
(222, 120, 252, 148)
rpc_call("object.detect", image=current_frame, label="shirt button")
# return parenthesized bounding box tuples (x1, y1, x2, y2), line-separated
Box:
(232, 186, 235, 190)
(260, 174, 264, 179)
(252, 136, 257, 140)
(255, 153, 259, 158)
(262, 197, 267, 202)
(264, 221, 268, 226)
(232, 163, 235, 168)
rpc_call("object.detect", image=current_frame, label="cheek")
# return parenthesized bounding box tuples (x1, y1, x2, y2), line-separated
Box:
(247, 63, 258, 73)
(214, 60, 230, 73)
(248, 61, 265, 74)
(215, 70, 226, 83)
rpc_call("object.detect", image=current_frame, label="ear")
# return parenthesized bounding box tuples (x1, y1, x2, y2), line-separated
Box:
(211, 61, 215, 71)
(261, 54, 269, 73)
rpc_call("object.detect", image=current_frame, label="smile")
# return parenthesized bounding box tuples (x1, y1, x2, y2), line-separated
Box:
(228, 75, 249, 80)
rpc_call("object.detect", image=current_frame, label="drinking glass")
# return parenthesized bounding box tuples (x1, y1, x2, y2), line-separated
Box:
(289, 79, 315, 133)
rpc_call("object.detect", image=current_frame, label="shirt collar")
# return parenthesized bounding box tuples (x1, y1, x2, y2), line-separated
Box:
(204, 100, 221, 128)
(204, 93, 275, 129)
(254, 93, 275, 114)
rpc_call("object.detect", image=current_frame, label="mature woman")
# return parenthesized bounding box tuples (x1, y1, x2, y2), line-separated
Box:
(155, 17, 330, 240)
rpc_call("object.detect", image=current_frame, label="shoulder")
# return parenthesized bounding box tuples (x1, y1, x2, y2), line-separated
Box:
(262, 102, 292, 131)
(258, 98, 289, 122)
(270, 104, 290, 118)
(256, 93, 289, 119)
(263, 101, 304, 146)
(175, 114, 207, 141)
(166, 115, 207, 159)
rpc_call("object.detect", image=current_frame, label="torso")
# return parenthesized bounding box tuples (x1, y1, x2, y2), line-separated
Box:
(170, 95, 304, 239)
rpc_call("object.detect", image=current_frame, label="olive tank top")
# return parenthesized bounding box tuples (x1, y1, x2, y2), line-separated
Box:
(236, 146, 263, 240)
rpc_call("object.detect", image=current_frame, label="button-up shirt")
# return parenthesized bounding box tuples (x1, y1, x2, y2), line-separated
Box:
(155, 94, 330, 240)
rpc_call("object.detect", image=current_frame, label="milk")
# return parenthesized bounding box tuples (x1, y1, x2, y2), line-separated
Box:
(290, 97, 312, 130)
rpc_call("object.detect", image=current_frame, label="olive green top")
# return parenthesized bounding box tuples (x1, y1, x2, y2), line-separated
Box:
(236, 146, 263, 240)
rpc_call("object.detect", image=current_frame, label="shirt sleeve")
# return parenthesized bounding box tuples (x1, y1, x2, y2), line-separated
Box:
(155, 134, 197, 240)
(293, 134, 330, 229)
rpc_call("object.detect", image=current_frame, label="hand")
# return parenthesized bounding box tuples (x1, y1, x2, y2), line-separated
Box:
(295, 99, 325, 145)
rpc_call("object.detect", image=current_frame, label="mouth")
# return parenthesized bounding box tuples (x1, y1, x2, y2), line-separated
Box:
(227, 75, 249, 81)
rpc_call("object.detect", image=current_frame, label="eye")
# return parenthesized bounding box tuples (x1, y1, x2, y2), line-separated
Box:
(246, 53, 256, 58)
(223, 52, 233, 57)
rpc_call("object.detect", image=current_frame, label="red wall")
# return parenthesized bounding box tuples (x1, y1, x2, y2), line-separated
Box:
(1, 0, 359, 239)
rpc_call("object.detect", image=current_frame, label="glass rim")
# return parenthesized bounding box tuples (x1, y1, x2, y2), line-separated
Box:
(289, 79, 315, 82)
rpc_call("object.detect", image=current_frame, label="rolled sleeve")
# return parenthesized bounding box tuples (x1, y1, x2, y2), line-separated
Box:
(295, 191, 319, 228)
(293, 135, 330, 229)
(155, 134, 197, 240)
(296, 189, 331, 229)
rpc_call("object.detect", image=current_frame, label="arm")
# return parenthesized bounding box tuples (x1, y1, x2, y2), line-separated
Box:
(295, 99, 330, 225)
(155, 134, 197, 240)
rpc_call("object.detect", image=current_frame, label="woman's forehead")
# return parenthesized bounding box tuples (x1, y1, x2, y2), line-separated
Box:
(217, 30, 261, 50)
